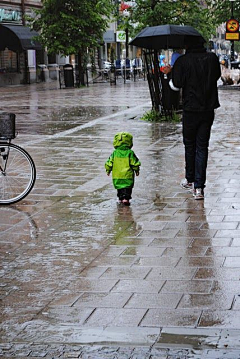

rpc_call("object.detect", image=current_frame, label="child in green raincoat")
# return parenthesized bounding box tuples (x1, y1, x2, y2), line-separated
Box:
(105, 132, 141, 205)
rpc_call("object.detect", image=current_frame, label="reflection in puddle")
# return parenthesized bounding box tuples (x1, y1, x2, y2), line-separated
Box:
(17, 106, 125, 136)
(0, 206, 38, 241)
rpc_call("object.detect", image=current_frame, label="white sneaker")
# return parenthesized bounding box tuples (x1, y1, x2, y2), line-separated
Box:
(194, 188, 204, 200)
(181, 179, 193, 191)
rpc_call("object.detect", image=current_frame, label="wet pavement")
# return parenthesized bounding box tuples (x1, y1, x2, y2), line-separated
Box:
(0, 79, 240, 358)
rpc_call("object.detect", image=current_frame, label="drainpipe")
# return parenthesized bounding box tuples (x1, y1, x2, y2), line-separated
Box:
(21, 0, 29, 83)
(21, 0, 25, 25)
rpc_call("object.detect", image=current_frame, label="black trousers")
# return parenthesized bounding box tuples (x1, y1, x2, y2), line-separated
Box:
(117, 188, 132, 200)
(182, 110, 214, 189)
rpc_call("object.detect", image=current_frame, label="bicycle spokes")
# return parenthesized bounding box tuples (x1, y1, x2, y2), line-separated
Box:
(0, 143, 36, 204)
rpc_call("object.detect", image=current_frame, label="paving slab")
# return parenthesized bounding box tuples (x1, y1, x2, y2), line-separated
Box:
(0, 81, 240, 358)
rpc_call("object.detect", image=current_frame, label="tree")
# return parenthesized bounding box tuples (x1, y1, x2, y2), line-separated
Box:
(128, 0, 240, 43)
(128, 0, 220, 43)
(30, 0, 113, 86)
(210, 0, 240, 25)
(208, 0, 240, 53)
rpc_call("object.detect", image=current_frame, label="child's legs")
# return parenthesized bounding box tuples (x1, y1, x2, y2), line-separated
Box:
(117, 188, 132, 200)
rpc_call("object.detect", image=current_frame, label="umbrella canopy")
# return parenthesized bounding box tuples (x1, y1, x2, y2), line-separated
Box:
(129, 24, 205, 50)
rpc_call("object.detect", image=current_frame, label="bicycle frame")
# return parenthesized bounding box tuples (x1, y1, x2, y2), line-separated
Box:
(0, 138, 11, 174)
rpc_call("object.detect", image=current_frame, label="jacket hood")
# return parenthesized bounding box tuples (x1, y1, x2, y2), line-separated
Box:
(113, 132, 133, 148)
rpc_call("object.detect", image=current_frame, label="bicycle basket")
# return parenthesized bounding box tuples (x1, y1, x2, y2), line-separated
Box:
(0, 113, 16, 139)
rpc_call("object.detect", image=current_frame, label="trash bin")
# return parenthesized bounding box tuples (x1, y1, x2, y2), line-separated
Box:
(0, 113, 16, 139)
(37, 64, 47, 82)
(160, 72, 180, 111)
(48, 64, 59, 80)
(63, 64, 74, 88)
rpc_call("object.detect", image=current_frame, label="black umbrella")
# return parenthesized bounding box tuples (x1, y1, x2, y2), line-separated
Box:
(129, 24, 205, 50)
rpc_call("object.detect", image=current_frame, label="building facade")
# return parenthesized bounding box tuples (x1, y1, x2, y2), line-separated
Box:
(0, 0, 46, 86)
(0, 0, 68, 86)
(0, 0, 140, 87)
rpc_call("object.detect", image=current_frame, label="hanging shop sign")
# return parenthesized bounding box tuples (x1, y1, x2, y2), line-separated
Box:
(0, 8, 21, 22)
(116, 31, 126, 42)
(225, 18, 239, 41)
(103, 30, 115, 43)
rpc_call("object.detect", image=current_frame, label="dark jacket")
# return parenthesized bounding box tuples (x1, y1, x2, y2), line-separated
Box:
(172, 48, 221, 112)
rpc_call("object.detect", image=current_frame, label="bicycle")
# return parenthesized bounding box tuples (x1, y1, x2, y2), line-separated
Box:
(0, 113, 36, 205)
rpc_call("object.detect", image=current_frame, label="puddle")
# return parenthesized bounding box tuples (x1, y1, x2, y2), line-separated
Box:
(157, 332, 218, 349)
(16, 106, 125, 135)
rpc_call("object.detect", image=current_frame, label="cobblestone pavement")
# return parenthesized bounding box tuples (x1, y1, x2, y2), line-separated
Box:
(0, 79, 240, 358)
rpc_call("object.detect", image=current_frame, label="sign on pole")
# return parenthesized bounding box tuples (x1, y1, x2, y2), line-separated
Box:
(225, 18, 240, 41)
(116, 31, 126, 42)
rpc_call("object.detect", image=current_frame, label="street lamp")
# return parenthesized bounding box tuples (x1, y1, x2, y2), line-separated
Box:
(229, 0, 236, 63)
(229, 0, 235, 18)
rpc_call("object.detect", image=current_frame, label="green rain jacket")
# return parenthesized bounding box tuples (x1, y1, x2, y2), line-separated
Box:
(105, 132, 141, 190)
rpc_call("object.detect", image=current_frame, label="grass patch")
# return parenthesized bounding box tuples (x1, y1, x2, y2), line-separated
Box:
(141, 109, 181, 123)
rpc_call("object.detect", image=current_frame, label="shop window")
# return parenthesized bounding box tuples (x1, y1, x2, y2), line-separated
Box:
(0, 49, 18, 73)
(48, 53, 56, 64)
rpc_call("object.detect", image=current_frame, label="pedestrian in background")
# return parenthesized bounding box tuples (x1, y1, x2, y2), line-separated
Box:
(167, 40, 221, 199)
(159, 54, 167, 72)
(105, 132, 141, 205)
(170, 49, 184, 67)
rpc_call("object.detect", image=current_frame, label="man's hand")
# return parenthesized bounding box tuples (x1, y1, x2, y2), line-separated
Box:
(162, 65, 172, 74)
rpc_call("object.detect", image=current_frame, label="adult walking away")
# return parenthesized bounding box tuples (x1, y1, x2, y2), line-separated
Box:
(167, 40, 221, 200)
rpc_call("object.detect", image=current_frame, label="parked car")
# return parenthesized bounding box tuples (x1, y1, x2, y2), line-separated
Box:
(230, 61, 240, 69)
(102, 61, 111, 70)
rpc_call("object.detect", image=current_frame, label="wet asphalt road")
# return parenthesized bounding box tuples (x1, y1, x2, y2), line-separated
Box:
(0, 79, 240, 358)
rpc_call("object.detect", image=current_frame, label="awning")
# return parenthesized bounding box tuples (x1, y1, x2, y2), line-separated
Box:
(0, 24, 42, 52)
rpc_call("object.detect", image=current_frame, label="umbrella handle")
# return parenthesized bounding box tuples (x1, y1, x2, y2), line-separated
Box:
(169, 79, 180, 91)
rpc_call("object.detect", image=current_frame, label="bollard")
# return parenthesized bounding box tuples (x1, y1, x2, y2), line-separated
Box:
(133, 65, 137, 82)
(109, 65, 116, 86)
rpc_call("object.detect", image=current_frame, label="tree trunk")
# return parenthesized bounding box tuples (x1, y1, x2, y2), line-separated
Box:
(78, 51, 85, 86)
(151, 0, 157, 10)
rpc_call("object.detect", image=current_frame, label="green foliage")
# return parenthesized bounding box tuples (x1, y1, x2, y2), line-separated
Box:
(235, 41, 240, 53)
(125, 0, 238, 43)
(141, 109, 162, 122)
(210, 0, 240, 25)
(141, 109, 181, 123)
(29, 0, 113, 56)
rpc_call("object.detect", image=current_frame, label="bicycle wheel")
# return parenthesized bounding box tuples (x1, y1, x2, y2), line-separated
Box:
(0, 143, 36, 205)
